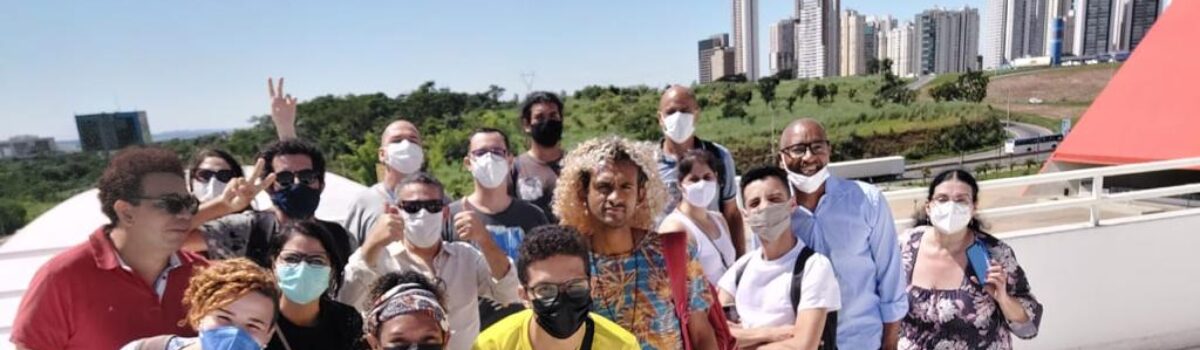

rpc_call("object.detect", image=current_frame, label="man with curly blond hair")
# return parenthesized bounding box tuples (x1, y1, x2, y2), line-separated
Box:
(551, 136, 720, 350)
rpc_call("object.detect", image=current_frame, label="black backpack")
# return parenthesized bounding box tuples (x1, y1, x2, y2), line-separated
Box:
(734, 246, 838, 350)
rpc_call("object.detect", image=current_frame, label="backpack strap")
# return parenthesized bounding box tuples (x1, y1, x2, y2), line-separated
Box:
(135, 335, 175, 350)
(790, 246, 838, 350)
(661, 231, 694, 349)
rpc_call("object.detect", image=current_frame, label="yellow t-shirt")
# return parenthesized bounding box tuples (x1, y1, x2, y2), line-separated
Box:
(473, 310, 640, 350)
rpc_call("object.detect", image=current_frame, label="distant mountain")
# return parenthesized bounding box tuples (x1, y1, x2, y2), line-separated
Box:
(55, 128, 230, 152)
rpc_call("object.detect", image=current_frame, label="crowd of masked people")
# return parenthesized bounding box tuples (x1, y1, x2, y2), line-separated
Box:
(10, 79, 1043, 350)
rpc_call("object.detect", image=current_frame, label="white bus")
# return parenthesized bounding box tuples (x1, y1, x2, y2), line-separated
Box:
(1005, 134, 1063, 155)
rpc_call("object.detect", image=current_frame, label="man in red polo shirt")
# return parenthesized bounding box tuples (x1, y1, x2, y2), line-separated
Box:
(11, 147, 209, 350)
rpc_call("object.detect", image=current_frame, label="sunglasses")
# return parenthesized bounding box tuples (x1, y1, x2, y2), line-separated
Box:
(469, 147, 509, 158)
(527, 278, 590, 304)
(133, 193, 200, 216)
(194, 169, 236, 183)
(274, 170, 321, 188)
(398, 200, 444, 214)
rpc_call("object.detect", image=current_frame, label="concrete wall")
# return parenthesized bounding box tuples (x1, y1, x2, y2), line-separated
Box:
(1004, 213, 1200, 349)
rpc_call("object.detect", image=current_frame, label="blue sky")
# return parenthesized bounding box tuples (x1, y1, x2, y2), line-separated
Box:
(0, 0, 981, 140)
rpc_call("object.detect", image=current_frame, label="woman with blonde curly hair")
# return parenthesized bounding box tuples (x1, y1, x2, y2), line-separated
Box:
(123, 258, 282, 350)
(551, 136, 721, 350)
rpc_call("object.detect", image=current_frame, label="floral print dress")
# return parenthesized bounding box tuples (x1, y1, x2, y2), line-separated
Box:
(899, 228, 1044, 350)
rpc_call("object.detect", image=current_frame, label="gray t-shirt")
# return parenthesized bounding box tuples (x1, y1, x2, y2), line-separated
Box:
(509, 153, 562, 223)
(657, 138, 738, 217)
(445, 198, 549, 260)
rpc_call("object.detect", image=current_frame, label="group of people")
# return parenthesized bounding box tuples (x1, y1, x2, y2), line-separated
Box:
(10, 79, 1044, 350)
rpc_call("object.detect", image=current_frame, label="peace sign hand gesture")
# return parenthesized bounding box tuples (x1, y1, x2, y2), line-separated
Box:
(220, 158, 277, 211)
(268, 77, 298, 140)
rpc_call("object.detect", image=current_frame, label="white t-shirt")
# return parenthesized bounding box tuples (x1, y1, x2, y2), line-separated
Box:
(718, 240, 841, 328)
(667, 211, 737, 285)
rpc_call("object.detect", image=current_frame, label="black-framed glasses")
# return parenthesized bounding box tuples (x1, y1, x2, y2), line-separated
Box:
(132, 193, 200, 216)
(469, 147, 509, 158)
(383, 344, 443, 350)
(274, 169, 321, 188)
(194, 169, 236, 183)
(399, 200, 444, 214)
(278, 251, 331, 267)
(779, 140, 831, 159)
(527, 278, 590, 304)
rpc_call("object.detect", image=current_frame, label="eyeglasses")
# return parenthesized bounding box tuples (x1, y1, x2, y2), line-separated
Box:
(194, 169, 237, 183)
(469, 147, 509, 158)
(527, 278, 590, 304)
(278, 251, 331, 267)
(132, 193, 200, 216)
(383, 344, 443, 350)
(399, 200, 444, 214)
(779, 140, 831, 159)
(274, 170, 321, 188)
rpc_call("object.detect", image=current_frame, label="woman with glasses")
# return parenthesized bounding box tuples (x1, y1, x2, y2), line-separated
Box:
(899, 170, 1043, 349)
(265, 220, 367, 350)
(188, 149, 246, 205)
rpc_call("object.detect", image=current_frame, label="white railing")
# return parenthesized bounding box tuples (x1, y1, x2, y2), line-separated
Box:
(886, 156, 1200, 229)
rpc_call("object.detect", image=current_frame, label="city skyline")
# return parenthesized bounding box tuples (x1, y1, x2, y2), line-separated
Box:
(5, 0, 1042, 141)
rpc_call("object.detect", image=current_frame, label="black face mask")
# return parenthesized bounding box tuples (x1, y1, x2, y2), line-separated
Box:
(269, 184, 321, 219)
(531, 287, 592, 339)
(530, 119, 564, 147)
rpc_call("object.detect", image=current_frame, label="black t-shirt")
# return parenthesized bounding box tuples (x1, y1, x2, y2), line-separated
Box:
(267, 298, 366, 350)
(200, 210, 354, 270)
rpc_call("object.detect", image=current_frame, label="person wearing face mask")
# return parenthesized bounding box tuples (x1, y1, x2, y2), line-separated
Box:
(13, 147, 208, 350)
(123, 258, 280, 350)
(655, 85, 746, 259)
(511, 92, 567, 223)
(716, 166, 841, 350)
(657, 149, 736, 286)
(899, 170, 1043, 350)
(340, 172, 520, 350)
(345, 119, 436, 250)
(188, 149, 245, 205)
(474, 225, 640, 350)
(265, 220, 367, 350)
(365, 271, 453, 350)
(187, 140, 354, 272)
(778, 118, 908, 350)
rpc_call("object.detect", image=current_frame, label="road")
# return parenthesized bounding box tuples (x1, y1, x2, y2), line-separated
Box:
(901, 121, 1056, 179)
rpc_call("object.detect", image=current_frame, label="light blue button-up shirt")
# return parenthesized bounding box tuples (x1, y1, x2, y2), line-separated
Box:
(790, 176, 908, 350)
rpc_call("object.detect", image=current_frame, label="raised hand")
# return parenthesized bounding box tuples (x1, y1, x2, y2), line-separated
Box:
(268, 77, 298, 140)
(221, 158, 277, 212)
(453, 210, 490, 244)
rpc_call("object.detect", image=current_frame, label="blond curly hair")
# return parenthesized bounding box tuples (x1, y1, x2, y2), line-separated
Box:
(181, 258, 281, 329)
(552, 136, 667, 236)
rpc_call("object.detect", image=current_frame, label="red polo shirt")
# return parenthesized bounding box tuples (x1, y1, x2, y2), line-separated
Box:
(10, 227, 207, 350)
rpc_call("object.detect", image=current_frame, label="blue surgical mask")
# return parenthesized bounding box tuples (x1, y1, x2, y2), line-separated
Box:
(276, 262, 331, 304)
(200, 326, 262, 350)
(269, 184, 321, 219)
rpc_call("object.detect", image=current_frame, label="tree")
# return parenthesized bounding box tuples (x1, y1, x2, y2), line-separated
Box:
(828, 84, 839, 102)
(929, 71, 990, 102)
(812, 84, 829, 105)
(867, 58, 881, 75)
(796, 82, 811, 101)
(716, 74, 748, 83)
(756, 76, 780, 108)
(880, 58, 895, 76)
(847, 88, 858, 101)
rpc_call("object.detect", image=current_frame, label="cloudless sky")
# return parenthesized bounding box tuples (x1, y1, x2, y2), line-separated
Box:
(0, 0, 981, 140)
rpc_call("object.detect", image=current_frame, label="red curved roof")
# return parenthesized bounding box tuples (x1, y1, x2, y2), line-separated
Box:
(1050, 0, 1200, 165)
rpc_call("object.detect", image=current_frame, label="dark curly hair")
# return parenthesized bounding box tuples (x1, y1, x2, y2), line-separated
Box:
(258, 139, 326, 186)
(519, 91, 564, 124)
(97, 146, 185, 225)
(368, 271, 444, 310)
(516, 225, 591, 285)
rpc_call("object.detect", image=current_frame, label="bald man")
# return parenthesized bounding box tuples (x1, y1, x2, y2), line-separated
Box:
(655, 85, 746, 257)
(344, 120, 429, 249)
(778, 118, 906, 350)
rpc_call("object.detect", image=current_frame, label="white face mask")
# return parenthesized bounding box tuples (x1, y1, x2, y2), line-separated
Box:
(471, 153, 510, 189)
(745, 202, 792, 242)
(663, 112, 695, 143)
(929, 201, 973, 235)
(191, 179, 227, 203)
(682, 180, 718, 208)
(385, 140, 424, 174)
(403, 209, 444, 248)
(786, 166, 829, 194)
